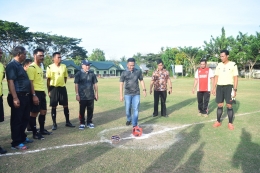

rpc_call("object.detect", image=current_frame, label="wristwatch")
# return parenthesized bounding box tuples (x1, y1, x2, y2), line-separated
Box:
(33, 94, 36, 96)
(234, 89, 237, 92)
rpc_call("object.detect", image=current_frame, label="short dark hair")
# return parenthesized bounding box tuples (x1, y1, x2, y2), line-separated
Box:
(33, 48, 45, 55)
(52, 52, 61, 58)
(127, 58, 135, 63)
(157, 59, 163, 65)
(220, 50, 229, 55)
(12, 46, 26, 57)
(200, 58, 207, 63)
(23, 59, 33, 67)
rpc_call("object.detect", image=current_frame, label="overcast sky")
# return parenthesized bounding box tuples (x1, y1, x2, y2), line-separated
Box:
(1, 0, 259, 60)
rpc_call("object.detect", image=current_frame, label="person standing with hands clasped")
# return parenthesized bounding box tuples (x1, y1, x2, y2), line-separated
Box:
(120, 58, 147, 128)
(46, 52, 75, 130)
(150, 59, 172, 117)
(74, 60, 98, 130)
(212, 50, 238, 130)
(6, 46, 33, 150)
(192, 59, 214, 117)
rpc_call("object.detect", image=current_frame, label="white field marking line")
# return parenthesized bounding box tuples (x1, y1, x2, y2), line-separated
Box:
(1, 110, 259, 157)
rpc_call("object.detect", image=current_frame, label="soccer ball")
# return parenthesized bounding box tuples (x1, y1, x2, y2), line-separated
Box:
(132, 126, 143, 137)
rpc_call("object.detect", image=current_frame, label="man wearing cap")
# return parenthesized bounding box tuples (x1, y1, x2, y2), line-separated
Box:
(74, 60, 98, 129)
(46, 52, 75, 130)
(120, 58, 147, 128)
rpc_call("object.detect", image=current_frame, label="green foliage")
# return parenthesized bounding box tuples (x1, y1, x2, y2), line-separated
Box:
(161, 47, 178, 71)
(43, 54, 53, 69)
(0, 20, 32, 54)
(89, 48, 106, 61)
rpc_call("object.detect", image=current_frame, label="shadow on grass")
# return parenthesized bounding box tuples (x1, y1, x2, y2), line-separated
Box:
(167, 98, 197, 116)
(37, 143, 112, 173)
(144, 124, 205, 173)
(232, 128, 260, 173)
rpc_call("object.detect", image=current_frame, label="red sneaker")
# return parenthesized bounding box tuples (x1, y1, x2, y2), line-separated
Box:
(228, 123, 234, 130)
(213, 121, 221, 128)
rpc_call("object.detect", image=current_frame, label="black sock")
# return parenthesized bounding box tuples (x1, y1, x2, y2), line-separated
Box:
(227, 108, 234, 123)
(64, 107, 70, 123)
(38, 114, 45, 132)
(217, 107, 223, 122)
(51, 108, 56, 124)
(29, 117, 37, 135)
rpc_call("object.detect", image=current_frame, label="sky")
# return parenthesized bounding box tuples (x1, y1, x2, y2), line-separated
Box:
(0, 0, 259, 60)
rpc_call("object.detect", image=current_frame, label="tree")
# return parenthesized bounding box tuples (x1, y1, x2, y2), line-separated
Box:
(120, 56, 127, 62)
(0, 20, 32, 54)
(203, 27, 234, 61)
(132, 52, 144, 65)
(89, 48, 106, 61)
(179, 46, 201, 75)
(161, 47, 179, 71)
(141, 53, 161, 71)
(43, 54, 53, 69)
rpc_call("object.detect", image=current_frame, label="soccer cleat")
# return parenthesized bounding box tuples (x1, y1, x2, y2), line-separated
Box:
(86, 123, 95, 128)
(11, 143, 28, 150)
(126, 121, 131, 126)
(65, 122, 75, 128)
(213, 121, 221, 127)
(52, 123, 57, 130)
(33, 132, 45, 140)
(228, 123, 234, 130)
(23, 137, 34, 144)
(79, 124, 85, 130)
(39, 129, 52, 135)
(0, 147, 7, 154)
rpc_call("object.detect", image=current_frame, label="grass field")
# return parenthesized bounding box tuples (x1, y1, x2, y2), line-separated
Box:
(0, 77, 260, 173)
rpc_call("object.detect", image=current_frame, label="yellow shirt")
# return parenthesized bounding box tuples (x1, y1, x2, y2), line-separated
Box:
(0, 63, 5, 96)
(215, 61, 238, 85)
(46, 63, 68, 87)
(27, 62, 45, 91)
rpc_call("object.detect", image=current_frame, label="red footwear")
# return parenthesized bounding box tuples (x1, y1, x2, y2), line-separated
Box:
(213, 121, 221, 127)
(228, 123, 234, 130)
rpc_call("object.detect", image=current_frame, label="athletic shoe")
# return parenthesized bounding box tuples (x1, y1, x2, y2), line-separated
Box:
(23, 137, 34, 144)
(39, 129, 52, 135)
(126, 121, 131, 126)
(86, 123, 95, 128)
(11, 143, 27, 150)
(65, 122, 75, 128)
(52, 123, 57, 130)
(0, 147, 7, 154)
(228, 123, 234, 130)
(79, 124, 85, 130)
(213, 121, 221, 127)
(33, 132, 45, 140)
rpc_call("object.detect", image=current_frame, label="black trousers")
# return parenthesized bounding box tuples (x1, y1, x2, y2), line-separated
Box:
(153, 91, 167, 116)
(79, 100, 94, 124)
(7, 94, 30, 147)
(197, 91, 210, 114)
(0, 96, 4, 122)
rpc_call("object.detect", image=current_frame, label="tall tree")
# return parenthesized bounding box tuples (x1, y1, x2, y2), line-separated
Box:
(179, 46, 201, 75)
(161, 47, 179, 71)
(0, 20, 32, 53)
(89, 48, 106, 61)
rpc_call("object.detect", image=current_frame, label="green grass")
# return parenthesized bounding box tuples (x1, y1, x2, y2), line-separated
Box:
(0, 77, 260, 173)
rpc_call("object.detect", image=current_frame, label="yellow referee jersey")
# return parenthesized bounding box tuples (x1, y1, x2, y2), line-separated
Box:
(27, 62, 45, 91)
(46, 63, 68, 87)
(0, 62, 5, 96)
(215, 61, 238, 85)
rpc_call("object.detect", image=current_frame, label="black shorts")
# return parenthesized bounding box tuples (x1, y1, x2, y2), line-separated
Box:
(49, 86, 68, 107)
(31, 91, 47, 113)
(216, 85, 233, 104)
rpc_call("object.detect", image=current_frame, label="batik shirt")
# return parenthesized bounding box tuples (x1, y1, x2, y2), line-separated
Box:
(151, 69, 169, 91)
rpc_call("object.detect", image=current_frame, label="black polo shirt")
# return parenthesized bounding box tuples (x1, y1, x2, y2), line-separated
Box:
(6, 59, 30, 93)
(74, 69, 98, 100)
(120, 68, 143, 95)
